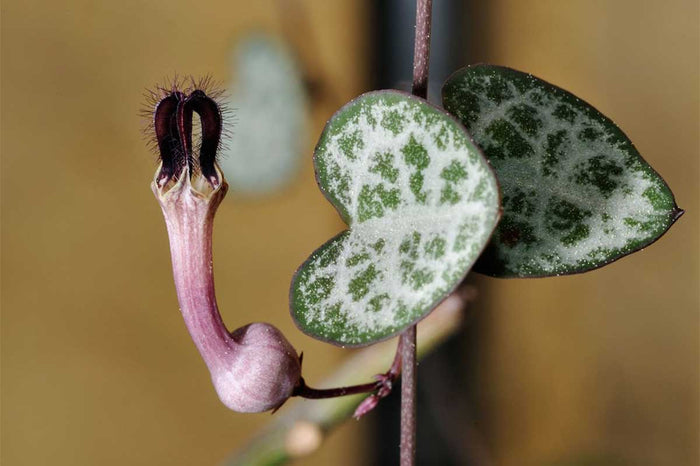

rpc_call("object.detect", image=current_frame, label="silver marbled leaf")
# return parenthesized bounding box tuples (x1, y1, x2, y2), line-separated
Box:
(291, 91, 500, 346)
(443, 65, 682, 278)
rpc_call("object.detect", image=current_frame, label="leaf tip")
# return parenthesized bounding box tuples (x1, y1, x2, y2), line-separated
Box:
(672, 207, 685, 223)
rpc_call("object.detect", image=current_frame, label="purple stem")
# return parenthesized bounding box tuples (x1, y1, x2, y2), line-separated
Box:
(411, 0, 432, 100)
(401, 1, 432, 464)
(293, 379, 380, 399)
(399, 326, 417, 465)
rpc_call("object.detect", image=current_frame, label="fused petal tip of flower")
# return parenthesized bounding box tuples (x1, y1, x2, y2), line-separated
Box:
(152, 87, 223, 189)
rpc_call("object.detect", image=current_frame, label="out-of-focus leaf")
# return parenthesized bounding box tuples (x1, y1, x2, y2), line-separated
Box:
(219, 34, 308, 195)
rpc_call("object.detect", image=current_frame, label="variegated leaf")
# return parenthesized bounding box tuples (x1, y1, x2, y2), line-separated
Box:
(443, 65, 682, 278)
(290, 91, 500, 346)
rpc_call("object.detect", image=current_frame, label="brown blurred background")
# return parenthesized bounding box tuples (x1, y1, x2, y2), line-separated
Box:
(2, 1, 698, 465)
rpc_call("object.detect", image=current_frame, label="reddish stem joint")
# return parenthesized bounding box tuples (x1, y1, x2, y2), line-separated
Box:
(291, 340, 404, 419)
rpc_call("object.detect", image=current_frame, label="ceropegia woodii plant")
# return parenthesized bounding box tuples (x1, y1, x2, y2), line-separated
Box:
(147, 2, 684, 464)
(442, 65, 683, 277)
(290, 91, 500, 346)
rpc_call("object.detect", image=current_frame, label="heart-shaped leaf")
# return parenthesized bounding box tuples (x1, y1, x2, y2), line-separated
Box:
(442, 65, 682, 278)
(291, 91, 500, 346)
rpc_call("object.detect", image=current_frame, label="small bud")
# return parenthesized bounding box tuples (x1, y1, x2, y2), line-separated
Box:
(353, 394, 379, 419)
(212, 323, 301, 413)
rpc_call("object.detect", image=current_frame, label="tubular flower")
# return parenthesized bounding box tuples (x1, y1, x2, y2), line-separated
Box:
(149, 83, 301, 412)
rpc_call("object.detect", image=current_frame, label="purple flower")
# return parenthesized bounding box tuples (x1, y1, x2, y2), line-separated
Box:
(149, 84, 300, 412)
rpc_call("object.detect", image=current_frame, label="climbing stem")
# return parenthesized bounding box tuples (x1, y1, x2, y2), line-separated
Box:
(400, 1, 432, 464)
(399, 326, 417, 465)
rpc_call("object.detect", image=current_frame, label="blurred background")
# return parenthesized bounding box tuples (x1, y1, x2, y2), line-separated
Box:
(2, 0, 698, 465)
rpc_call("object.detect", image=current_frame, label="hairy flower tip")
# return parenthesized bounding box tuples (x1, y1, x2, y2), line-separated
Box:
(143, 76, 234, 189)
(212, 323, 302, 413)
